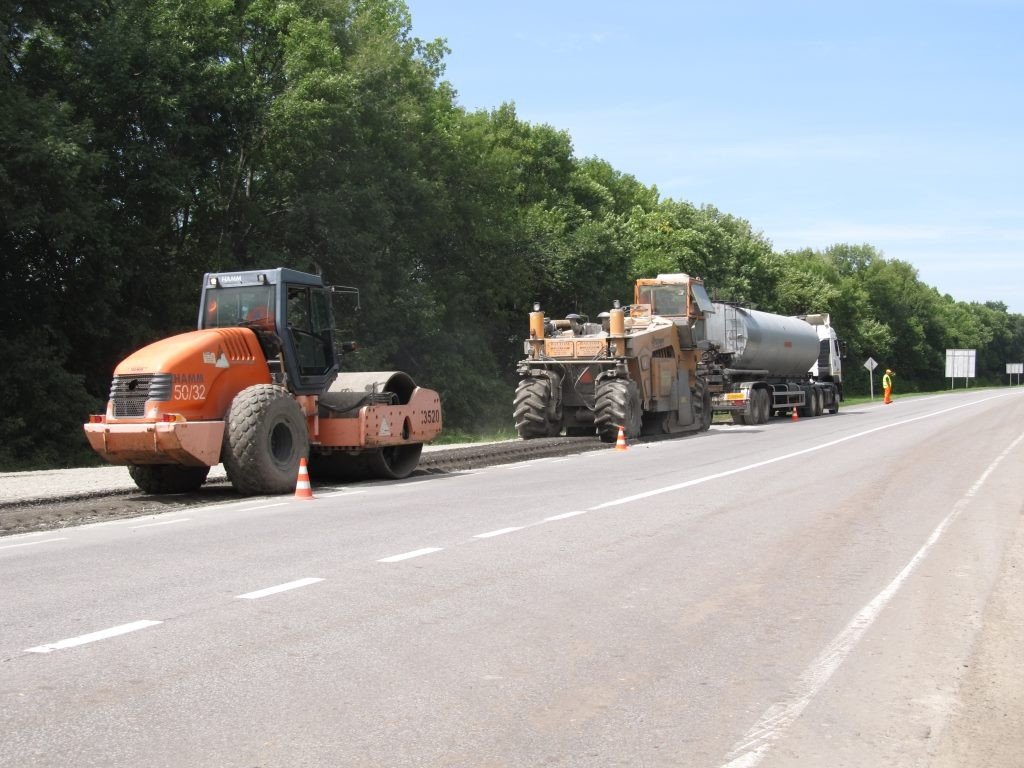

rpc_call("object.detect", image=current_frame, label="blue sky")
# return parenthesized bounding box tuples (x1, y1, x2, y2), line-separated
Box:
(405, 0, 1024, 313)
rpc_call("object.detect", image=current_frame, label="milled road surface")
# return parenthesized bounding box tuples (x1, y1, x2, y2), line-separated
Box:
(0, 437, 602, 535)
(2, 391, 1022, 767)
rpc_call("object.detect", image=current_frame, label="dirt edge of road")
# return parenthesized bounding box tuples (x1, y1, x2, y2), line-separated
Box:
(930, 505, 1024, 767)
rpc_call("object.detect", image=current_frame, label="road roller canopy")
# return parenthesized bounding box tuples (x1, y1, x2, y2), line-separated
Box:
(198, 268, 339, 395)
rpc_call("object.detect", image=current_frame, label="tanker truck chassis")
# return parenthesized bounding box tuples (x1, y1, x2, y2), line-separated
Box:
(705, 372, 840, 425)
(702, 307, 845, 425)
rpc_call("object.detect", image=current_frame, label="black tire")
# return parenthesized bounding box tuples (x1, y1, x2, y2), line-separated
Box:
(731, 412, 748, 426)
(748, 389, 764, 425)
(827, 391, 840, 415)
(799, 389, 814, 418)
(594, 378, 641, 442)
(127, 464, 210, 494)
(813, 388, 824, 417)
(513, 378, 560, 439)
(694, 377, 712, 431)
(223, 384, 309, 495)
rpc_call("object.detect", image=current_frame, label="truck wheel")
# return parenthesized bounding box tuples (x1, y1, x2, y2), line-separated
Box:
(594, 379, 641, 442)
(799, 389, 815, 418)
(514, 378, 560, 439)
(223, 384, 309, 495)
(827, 394, 840, 415)
(731, 412, 748, 426)
(748, 390, 761, 425)
(128, 464, 210, 494)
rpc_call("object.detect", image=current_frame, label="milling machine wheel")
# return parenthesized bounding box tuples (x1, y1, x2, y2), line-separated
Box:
(127, 464, 210, 494)
(223, 384, 309, 495)
(594, 378, 642, 443)
(696, 378, 713, 431)
(514, 378, 560, 439)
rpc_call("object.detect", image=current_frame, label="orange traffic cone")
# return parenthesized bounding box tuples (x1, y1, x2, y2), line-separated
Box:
(615, 425, 628, 451)
(294, 457, 314, 500)
(791, 405, 799, 422)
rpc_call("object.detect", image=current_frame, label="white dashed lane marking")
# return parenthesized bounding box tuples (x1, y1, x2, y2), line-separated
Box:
(474, 527, 523, 539)
(545, 510, 588, 522)
(25, 620, 162, 654)
(236, 578, 325, 600)
(378, 547, 443, 563)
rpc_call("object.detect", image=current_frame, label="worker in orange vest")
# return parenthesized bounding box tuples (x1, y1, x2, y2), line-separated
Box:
(883, 368, 894, 404)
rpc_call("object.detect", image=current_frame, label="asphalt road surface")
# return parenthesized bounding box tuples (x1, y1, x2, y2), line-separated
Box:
(2, 390, 1023, 767)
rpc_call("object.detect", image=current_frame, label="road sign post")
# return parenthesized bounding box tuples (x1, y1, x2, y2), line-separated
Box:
(864, 357, 878, 400)
(946, 349, 976, 389)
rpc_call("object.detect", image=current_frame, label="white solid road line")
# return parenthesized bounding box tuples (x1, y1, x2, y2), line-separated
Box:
(236, 577, 325, 600)
(720, 427, 1024, 768)
(378, 547, 443, 563)
(474, 527, 523, 539)
(593, 393, 1006, 511)
(545, 510, 588, 522)
(0, 537, 68, 551)
(25, 620, 163, 654)
(131, 518, 191, 529)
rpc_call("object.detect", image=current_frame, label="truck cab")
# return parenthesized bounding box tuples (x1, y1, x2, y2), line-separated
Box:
(800, 313, 846, 388)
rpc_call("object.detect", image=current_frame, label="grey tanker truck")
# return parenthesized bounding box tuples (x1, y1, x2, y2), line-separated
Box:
(700, 302, 846, 424)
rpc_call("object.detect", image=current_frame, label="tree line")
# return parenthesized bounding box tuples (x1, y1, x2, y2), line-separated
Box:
(3, 0, 1022, 469)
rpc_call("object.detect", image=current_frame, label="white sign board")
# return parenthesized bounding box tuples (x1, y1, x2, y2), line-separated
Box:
(945, 349, 976, 378)
(863, 357, 878, 372)
(1008, 363, 1024, 374)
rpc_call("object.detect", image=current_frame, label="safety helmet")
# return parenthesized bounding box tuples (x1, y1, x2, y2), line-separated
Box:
(885, 368, 892, 374)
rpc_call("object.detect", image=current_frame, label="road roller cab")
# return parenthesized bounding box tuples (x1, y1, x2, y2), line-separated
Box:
(85, 268, 442, 495)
